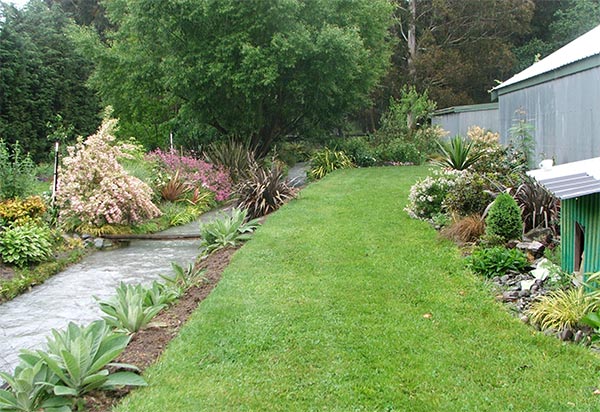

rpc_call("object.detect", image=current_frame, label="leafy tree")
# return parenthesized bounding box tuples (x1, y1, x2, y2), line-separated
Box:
(388, 0, 534, 107)
(0, 0, 100, 162)
(83, 0, 394, 156)
(44, 0, 112, 38)
(513, 0, 600, 72)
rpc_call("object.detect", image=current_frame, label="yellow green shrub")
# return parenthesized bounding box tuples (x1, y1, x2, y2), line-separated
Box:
(0, 196, 47, 226)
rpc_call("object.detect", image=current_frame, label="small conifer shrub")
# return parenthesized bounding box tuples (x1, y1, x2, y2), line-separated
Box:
(485, 193, 522, 241)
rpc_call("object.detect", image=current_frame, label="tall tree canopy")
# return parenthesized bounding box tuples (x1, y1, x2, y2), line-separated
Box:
(514, 0, 600, 72)
(392, 0, 535, 107)
(84, 0, 394, 155)
(0, 0, 100, 161)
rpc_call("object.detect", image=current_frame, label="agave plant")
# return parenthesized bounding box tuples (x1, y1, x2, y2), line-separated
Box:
(236, 160, 298, 220)
(0, 357, 70, 412)
(97, 283, 166, 334)
(432, 135, 485, 170)
(308, 148, 355, 180)
(514, 178, 560, 234)
(160, 263, 206, 296)
(199, 207, 260, 253)
(31, 320, 146, 400)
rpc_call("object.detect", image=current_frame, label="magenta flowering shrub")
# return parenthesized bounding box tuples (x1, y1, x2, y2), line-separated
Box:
(148, 148, 232, 202)
(57, 119, 161, 228)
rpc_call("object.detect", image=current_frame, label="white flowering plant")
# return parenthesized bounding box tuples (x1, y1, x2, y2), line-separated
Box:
(57, 118, 161, 232)
(405, 169, 460, 223)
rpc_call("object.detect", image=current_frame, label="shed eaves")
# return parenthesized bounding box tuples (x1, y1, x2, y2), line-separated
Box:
(492, 24, 600, 93)
(528, 157, 600, 200)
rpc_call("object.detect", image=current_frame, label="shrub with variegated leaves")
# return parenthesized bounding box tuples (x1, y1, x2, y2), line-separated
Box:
(57, 119, 161, 231)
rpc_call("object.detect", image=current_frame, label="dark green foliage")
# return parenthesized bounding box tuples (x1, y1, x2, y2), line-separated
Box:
(0, 222, 53, 267)
(0, 2, 100, 162)
(0, 139, 36, 200)
(514, 0, 600, 72)
(335, 136, 377, 167)
(273, 140, 315, 166)
(375, 139, 422, 164)
(468, 247, 529, 278)
(84, 0, 393, 156)
(444, 172, 493, 217)
(375, 87, 441, 162)
(485, 193, 523, 241)
(334, 135, 422, 166)
(236, 160, 298, 220)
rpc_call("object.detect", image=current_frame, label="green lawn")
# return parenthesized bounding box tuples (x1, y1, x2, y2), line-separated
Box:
(117, 166, 600, 411)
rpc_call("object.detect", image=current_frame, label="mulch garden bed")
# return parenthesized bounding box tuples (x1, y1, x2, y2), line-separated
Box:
(84, 246, 238, 412)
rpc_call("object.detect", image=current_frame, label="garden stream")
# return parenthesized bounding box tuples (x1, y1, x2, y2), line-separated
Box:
(0, 209, 225, 376)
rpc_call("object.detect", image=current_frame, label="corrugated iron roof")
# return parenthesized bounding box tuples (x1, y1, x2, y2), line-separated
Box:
(528, 157, 600, 200)
(493, 24, 600, 92)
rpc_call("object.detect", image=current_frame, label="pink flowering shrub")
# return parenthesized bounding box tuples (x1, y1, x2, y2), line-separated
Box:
(57, 119, 161, 229)
(148, 148, 232, 202)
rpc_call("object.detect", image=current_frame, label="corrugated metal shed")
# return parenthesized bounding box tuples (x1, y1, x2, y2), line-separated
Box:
(529, 157, 600, 274)
(528, 157, 600, 199)
(431, 103, 499, 138)
(492, 24, 600, 96)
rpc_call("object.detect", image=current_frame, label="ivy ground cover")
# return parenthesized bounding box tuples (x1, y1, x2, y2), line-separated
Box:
(117, 167, 600, 411)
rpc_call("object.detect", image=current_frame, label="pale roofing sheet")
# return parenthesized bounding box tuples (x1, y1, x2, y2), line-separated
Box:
(493, 24, 600, 92)
(528, 157, 600, 200)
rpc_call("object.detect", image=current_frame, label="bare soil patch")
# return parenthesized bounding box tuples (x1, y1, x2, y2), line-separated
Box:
(84, 247, 238, 412)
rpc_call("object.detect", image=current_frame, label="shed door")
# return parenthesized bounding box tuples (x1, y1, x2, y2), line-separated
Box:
(575, 222, 585, 273)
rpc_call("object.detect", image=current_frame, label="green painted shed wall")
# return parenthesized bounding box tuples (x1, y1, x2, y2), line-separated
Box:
(561, 193, 600, 274)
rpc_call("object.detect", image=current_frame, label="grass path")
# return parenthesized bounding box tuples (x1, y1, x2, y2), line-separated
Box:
(118, 166, 600, 411)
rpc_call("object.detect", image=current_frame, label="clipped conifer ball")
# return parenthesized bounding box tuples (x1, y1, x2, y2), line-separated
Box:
(485, 193, 522, 241)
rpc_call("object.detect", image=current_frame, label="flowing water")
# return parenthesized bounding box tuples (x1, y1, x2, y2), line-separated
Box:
(0, 164, 308, 377)
(0, 209, 222, 375)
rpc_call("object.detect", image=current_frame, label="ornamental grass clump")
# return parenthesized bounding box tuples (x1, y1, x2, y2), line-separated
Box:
(528, 287, 596, 333)
(57, 119, 161, 233)
(485, 193, 523, 241)
(308, 148, 354, 180)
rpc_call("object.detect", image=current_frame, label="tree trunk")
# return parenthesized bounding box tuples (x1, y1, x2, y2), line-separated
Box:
(407, 0, 417, 82)
(407, 0, 417, 132)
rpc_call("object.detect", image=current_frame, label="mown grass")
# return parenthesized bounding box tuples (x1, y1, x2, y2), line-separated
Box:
(117, 166, 600, 411)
